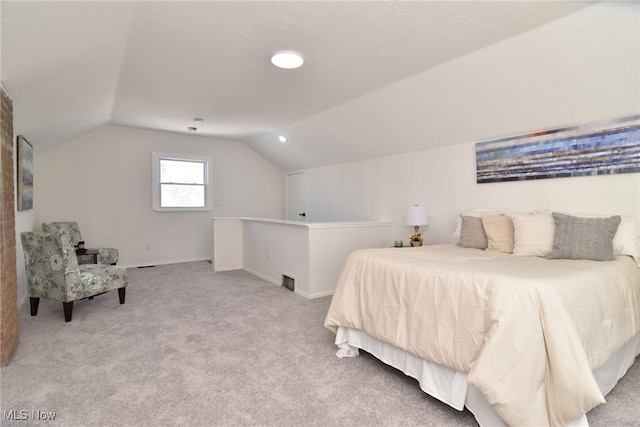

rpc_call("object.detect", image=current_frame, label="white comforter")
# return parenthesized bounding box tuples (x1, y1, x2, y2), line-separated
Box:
(324, 244, 640, 427)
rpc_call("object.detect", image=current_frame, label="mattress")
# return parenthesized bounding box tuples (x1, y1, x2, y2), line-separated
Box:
(324, 244, 640, 426)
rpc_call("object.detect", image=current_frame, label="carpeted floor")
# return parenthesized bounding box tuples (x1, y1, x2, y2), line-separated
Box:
(1, 261, 639, 426)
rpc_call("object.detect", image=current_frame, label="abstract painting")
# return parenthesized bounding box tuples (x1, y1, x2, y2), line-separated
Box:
(476, 116, 640, 183)
(17, 135, 33, 210)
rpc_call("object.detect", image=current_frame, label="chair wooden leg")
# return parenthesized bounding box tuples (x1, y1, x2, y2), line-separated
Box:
(30, 297, 40, 316)
(62, 302, 74, 322)
(118, 287, 126, 304)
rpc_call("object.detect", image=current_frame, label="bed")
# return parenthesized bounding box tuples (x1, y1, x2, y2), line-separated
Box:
(324, 211, 640, 427)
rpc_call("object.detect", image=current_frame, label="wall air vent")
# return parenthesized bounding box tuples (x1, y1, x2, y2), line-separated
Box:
(282, 275, 295, 292)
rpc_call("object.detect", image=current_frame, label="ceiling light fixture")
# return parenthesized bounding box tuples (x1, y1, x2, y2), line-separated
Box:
(194, 118, 204, 125)
(278, 135, 288, 143)
(271, 51, 304, 69)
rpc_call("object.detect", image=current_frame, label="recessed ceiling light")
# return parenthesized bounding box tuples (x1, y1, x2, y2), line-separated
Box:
(194, 118, 204, 125)
(278, 135, 288, 143)
(271, 51, 304, 69)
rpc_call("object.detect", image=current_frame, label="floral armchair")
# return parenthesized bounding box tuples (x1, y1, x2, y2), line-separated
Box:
(21, 231, 128, 322)
(41, 221, 119, 265)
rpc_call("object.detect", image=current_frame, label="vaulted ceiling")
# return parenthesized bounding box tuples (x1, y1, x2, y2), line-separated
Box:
(1, 1, 590, 170)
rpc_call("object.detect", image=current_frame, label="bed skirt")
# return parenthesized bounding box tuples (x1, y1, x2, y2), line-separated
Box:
(335, 326, 640, 426)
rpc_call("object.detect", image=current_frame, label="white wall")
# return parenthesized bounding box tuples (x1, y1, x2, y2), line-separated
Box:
(301, 2, 640, 242)
(14, 209, 37, 308)
(34, 125, 283, 269)
(307, 145, 640, 244)
(8, 82, 39, 308)
(225, 218, 393, 298)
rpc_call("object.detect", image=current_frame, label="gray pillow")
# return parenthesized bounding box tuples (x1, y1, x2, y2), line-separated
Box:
(547, 213, 621, 261)
(457, 215, 487, 249)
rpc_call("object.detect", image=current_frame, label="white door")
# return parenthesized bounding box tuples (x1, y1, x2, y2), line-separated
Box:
(286, 171, 308, 221)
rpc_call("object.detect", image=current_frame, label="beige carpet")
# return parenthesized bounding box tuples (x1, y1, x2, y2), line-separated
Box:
(1, 261, 638, 426)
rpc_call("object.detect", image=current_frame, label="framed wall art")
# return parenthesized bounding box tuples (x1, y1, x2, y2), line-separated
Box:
(476, 116, 640, 183)
(17, 135, 33, 210)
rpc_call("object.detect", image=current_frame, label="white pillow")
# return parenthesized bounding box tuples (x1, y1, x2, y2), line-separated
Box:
(511, 211, 555, 257)
(614, 216, 640, 263)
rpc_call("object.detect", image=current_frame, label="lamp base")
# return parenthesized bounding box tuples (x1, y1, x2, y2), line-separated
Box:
(409, 233, 423, 247)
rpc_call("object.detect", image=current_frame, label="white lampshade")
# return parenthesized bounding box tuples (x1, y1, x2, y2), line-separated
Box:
(406, 205, 429, 226)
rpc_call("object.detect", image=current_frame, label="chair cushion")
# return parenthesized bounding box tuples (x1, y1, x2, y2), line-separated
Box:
(78, 265, 128, 297)
(42, 221, 83, 245)
(79, 264, 128, 298)
(97, 248, 119, 265)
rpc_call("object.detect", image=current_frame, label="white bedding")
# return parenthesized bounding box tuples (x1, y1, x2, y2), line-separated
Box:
(324, 244, 640, 427)
(335, 326, 640, 427)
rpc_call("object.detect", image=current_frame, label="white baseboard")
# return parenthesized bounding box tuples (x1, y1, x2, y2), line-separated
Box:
(241, 267, 334, 299)
(295, 289, 334, 299)
(242, 267, 281, 286)
(212, 266, 242, 272)
(16, 258, 212, 310)
(119, 257, 211, 269)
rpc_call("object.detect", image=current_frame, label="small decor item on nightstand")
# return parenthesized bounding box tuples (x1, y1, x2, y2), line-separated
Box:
(406, 204, 429, 247)
(394, 240, 404, 248)
(77, 241, 85, 250)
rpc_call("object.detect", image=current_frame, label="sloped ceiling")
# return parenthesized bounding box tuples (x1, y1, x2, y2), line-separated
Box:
(1, 1, 590, 171)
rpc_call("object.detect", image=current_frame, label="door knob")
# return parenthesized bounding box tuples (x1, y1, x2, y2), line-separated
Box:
(298, 213, 306, 217)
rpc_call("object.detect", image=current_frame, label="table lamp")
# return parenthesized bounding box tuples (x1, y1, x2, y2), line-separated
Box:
(406, 204, 428, 247)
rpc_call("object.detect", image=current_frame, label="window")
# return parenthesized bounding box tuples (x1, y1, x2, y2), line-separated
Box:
(152, 152, 212, 211)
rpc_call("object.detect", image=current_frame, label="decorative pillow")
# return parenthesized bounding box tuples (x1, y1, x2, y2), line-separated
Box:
(547, 213, 621, 261)
(481, 214, 514, 253)
(457, 215, 487, 249)
(450, 208, 496, 244)
(511, 211, 555, 257)
(560, 213, 640, 264)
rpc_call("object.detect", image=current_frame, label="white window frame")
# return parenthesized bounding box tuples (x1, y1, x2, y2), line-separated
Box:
(152, 152, 213, 212)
